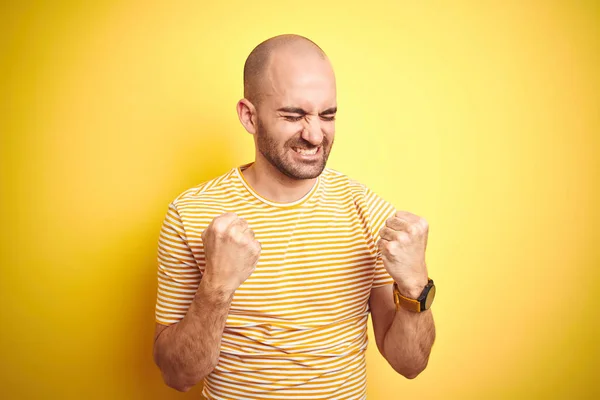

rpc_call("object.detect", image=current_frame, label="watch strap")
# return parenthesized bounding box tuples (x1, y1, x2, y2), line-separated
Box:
(393, 282, 423, 312)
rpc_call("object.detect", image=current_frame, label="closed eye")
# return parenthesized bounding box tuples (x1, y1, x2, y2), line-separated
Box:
(319, 107, 337, 121)
(283, 115, 303, 122)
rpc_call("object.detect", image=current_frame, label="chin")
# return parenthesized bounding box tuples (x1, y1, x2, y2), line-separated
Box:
(262, 148, 330, 180)
(283, 162, 327, 180)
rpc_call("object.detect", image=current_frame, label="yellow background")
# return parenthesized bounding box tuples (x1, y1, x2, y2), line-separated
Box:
(1, 1, 598, 399)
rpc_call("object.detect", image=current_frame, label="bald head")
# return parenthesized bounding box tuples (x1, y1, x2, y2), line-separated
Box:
(243, 34, 329, 105)
(236, 35, 337, 180)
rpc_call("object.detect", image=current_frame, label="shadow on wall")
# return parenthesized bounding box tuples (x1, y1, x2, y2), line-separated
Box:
(114, 117, 240, 399)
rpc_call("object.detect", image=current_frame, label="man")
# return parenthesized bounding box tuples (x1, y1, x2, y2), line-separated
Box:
(153, 34, 436, 399)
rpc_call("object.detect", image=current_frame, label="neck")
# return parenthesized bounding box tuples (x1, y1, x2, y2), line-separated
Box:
(241, 157, 318, 204)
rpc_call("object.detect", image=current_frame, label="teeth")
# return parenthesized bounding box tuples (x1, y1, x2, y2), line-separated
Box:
(294, 147, 318, 155)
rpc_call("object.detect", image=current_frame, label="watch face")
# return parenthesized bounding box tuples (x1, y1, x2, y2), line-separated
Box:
(425, 285, 436, 309)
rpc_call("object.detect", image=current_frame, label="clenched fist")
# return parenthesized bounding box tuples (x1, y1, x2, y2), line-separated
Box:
(378, 211, 429, 299)
(201, 213, 261, 294)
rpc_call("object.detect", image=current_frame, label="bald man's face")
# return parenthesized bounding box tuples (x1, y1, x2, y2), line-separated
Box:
(254, 50, 336, 180)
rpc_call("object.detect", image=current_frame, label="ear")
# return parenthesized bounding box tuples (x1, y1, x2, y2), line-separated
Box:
(236, 99, 257, 134)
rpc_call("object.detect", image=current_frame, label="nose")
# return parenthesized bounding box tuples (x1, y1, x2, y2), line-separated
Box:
(300, 116, 324, 146)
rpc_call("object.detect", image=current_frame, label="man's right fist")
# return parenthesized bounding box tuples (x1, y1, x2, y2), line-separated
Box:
(201, 213, 261, 293)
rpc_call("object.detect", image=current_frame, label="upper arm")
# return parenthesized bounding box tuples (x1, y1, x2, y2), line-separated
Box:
(363, 187, 397, 287)
(155, 202, 202, 326)
(363, 186, 398, 355)
(369, 284, 396, 356)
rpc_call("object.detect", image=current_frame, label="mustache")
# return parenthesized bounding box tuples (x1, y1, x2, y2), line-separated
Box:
(286, 136, 329, 149)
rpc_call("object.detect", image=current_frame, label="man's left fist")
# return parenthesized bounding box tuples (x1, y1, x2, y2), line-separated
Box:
(378, 211, 429, 299)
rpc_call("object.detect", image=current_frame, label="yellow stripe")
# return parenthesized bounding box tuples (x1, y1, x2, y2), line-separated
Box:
(154, 165, 396, 398)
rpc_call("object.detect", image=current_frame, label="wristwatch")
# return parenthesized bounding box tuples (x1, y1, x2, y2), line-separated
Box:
(393, 278, 436, 313)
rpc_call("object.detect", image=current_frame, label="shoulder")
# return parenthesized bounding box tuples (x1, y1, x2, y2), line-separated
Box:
(320, 167, 368, 199)
(320, 167, 396, 214)
(170, 168, 238, 211)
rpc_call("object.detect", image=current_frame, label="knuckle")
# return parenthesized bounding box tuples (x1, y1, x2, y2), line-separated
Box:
(215, 213, 237, 228)
(399, 232, 411, 244)
(233, 232, 246, 244)
(214, 226, 227, 237)
(389, 245, 401, 256)
(214, 212, 230, 222)
(407, 224, 419, 235)
(212, 219, 227, 232)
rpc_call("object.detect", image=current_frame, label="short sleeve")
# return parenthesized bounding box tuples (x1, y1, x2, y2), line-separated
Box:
(155, 202, 202, 326)
(364, 187, 397, 288)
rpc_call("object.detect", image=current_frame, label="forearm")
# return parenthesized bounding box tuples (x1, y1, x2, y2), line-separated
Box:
(383, 306, 436, 379)
(154, 279, 233, 391)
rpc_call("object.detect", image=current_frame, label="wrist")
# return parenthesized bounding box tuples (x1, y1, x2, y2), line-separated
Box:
(395, 277, 428, 299)
(199, 276, 236, 303)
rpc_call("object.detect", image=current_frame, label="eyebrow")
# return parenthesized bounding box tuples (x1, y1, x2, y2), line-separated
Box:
(277, 107, 337, 115)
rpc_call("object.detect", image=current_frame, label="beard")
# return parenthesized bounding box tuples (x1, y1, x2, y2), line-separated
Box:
(255, 119, 333, 180)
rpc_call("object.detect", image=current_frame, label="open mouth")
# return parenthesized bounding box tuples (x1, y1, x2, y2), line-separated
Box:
(292, 146, 320, 156)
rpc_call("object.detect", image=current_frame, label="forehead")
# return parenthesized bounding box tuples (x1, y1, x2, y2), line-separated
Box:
(263, 52, 337, 110)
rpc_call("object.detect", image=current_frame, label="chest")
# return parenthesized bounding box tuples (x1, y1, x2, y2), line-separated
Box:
(183, 202, 378, 325)
(230, 209, 376, 325)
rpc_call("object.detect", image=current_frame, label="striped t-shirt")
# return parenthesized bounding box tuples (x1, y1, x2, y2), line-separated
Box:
(155, 162, 397, 399)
